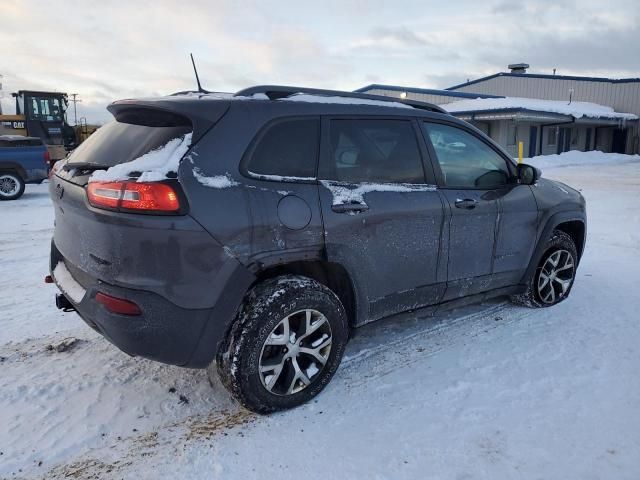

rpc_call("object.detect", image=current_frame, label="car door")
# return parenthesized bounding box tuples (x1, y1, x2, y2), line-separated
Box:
(422, 121, 514, 300)
(318, 117, 446, 325)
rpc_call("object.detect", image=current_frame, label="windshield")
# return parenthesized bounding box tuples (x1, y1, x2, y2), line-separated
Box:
(28, 96, 65, 122)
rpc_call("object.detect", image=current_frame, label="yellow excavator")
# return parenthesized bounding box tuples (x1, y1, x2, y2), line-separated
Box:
(0, 90, 97, 162)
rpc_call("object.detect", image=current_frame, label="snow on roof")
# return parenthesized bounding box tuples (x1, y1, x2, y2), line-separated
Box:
(442, 96, 638, 120)
(280, 94, 412, 109)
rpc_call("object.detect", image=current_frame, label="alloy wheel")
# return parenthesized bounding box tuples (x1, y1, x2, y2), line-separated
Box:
(259, 309, 332, 396)
(0, 174, 19, 197)
(537, 249, 575, 304)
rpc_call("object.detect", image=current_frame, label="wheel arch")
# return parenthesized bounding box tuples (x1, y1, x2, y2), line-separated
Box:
(521, 211, 586, 284)
(253, 260, 358, 328)
(0, 162, 27, 180)
(554, 220, 586, 261)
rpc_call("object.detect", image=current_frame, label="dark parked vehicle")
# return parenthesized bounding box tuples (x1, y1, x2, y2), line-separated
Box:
(0, 135, 50, 200)
(49, 86, 586, 413)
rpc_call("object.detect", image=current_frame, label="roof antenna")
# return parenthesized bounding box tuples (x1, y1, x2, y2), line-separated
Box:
(190, 53, 206, 93)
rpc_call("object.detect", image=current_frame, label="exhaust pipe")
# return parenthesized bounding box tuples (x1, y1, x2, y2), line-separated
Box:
(55, 294, 75, 312)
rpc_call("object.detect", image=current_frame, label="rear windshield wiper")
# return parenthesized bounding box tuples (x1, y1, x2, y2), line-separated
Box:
(63, 162, 108, 172)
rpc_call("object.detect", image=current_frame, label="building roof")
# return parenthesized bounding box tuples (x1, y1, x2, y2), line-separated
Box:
(442, 96, 638, 121)
(447, 72, 640, 91)
(354, 84, 501, 99)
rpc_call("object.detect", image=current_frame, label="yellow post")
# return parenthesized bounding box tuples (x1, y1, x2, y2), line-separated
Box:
(518, 141, 524, 164)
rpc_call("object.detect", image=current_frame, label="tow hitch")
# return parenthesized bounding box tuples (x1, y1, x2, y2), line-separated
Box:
(55, 294, 75, 312)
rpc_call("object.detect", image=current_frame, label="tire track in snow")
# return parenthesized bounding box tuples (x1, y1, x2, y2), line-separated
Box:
(337, 301, 535, 389)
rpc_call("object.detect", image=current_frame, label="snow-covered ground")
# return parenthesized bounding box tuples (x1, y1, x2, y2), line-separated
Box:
(1, 151, 639, 479)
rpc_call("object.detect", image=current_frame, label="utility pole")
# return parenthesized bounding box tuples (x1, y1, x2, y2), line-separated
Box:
(69, 93, 82, 126)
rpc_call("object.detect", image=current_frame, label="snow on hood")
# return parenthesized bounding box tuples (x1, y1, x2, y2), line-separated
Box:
(321, 180, 436, 205)
(443, 97, 638, 120)
(89, 133, 192, 183)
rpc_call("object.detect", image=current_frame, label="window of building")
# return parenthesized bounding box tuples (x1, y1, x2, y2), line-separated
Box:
(423, 122, 512, 189)
(245, 118, 319, 179)
(547, 127, 557, 146)
(320, 119, 425, 184)
(507, 123, 517, 146)
(570, 128, 578, 145)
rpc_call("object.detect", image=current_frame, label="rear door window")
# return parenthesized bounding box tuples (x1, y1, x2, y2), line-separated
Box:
(244, 118, 319, 179)
(321, 119, 425, 184)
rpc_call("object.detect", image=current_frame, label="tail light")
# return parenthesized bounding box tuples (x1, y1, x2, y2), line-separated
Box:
(44, 150, 51, 166)
(95, 292, 141, 316)
(49, 159, 61, 179)
(87, 181, 181, 213)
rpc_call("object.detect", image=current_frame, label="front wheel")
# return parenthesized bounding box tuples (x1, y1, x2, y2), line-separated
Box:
(512, 230, 578, 308)
(215, 275, 349, 413)
(0, 172, 25, 200)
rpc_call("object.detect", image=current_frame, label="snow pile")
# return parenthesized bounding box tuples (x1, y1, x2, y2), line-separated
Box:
(524, 150, 640, 169)
(281, 94, 412, 109)
(321, 180, 436, 205)
(443, 96, 638, 120)
(89, 133, 192, 183)
(3, 153, 640, 478)
(192, 169, 239, 188)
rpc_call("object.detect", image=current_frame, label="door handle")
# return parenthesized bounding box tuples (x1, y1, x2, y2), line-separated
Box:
(455, 198, 478, 209)
(331, 201, 369, 214)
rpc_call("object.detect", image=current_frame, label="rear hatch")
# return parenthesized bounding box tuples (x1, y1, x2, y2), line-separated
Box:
(50, 97, 230, 308)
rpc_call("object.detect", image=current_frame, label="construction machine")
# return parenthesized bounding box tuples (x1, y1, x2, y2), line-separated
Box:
(0, 90, 78, 161)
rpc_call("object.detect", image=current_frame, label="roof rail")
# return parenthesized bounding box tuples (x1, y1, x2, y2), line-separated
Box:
(234, 85, 448, 114)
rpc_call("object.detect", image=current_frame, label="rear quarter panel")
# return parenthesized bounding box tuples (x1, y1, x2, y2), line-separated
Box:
(180, 102, 325, 270)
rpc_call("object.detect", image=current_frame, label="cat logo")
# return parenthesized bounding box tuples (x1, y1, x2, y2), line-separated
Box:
(12, 121, 25, 129)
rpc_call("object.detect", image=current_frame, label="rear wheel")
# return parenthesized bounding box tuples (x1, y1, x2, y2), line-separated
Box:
(512, 230, 578, 308)
(0, 172, 25, 200)
(215, 275, 348, 413)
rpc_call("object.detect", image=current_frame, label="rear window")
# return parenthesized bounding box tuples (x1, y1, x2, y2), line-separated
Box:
(244, 118, 319, 179)
(67, 120, 191, 167)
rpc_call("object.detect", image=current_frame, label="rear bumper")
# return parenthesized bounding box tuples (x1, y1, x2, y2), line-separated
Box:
(25, 168, 48, 183)
(50, 241, 254, 368)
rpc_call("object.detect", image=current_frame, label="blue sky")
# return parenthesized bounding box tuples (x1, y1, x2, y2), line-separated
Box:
(1, 0, 638, 123)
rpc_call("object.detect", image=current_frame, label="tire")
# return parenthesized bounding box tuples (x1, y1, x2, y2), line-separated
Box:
(215, 275, 349, 414)
(511, 230, 578, 308)
(0, 171, 26, 200)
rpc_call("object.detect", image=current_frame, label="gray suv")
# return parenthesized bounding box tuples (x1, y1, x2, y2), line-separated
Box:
(49, 86, 586, 413)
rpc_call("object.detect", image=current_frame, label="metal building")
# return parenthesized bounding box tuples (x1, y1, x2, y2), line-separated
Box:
(356, 64, 640, 156)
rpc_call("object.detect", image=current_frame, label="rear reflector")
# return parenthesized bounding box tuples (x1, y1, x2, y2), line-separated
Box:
(95, 292, 142, 316)
(44, 275, 53, 284)
(87, 181, 180, 213)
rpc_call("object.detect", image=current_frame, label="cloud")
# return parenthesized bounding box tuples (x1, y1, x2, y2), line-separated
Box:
(1, 0, 637, 124)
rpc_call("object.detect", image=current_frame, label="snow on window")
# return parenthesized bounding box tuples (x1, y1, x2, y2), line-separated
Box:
(89, 133, 192, 183)
(321, 180, 436, 206)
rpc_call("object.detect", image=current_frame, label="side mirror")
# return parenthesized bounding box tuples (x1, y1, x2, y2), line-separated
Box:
(517, 163, 541, 185)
